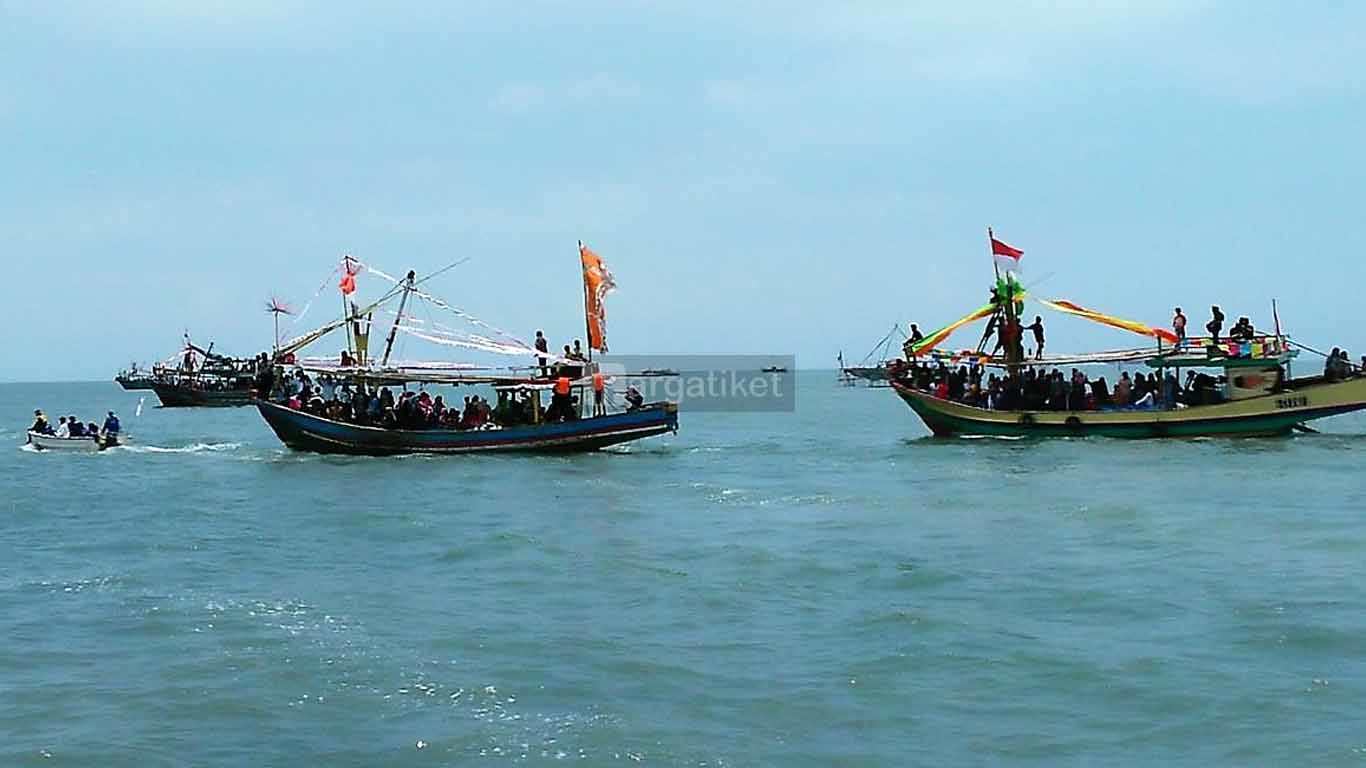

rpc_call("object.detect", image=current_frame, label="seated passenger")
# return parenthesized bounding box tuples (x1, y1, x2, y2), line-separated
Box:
(55, 416, 70, 437)
(625, 386, 644, 411)
(30, 409, 52, 434)
(68, 417, 85, 437)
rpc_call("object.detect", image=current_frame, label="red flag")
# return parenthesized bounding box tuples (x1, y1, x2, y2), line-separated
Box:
(990, 237, 1023, 261)
(338, 257, 358, 295)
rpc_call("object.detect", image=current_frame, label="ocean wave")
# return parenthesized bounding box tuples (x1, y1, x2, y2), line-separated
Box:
(120, 442, 242, 454)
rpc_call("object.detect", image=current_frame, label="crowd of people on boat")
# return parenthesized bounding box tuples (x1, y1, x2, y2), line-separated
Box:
(1324, 348, 1365, 382)
(28, 409, 120, 439)
(260, 366, 642, 431)
(892, 360, 1244, 412)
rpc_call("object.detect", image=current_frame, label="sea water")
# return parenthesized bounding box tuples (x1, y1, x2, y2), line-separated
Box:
(3, 378, 1366, 766)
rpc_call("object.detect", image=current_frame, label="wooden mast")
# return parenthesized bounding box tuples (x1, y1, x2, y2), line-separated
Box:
(380, 270, 416, 368)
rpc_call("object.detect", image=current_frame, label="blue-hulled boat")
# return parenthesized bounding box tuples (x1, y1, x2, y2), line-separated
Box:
(256, 398, 677, 455)
(255, 249, 679, 455)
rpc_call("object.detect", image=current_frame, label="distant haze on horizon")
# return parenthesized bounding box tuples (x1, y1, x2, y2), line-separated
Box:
(3, 2, 1364, 382)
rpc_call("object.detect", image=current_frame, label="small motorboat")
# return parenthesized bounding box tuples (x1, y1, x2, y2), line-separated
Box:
(26, 432, 123, 452)
(761, 365, 788, 374)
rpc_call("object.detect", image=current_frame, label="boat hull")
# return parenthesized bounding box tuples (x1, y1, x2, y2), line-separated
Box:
(255, 399, 679, 455)
(892, 376, 1366, 438)
(151, 382, 255, 407)
(26, 432, 121, 451)
(115, 376, 156, 391)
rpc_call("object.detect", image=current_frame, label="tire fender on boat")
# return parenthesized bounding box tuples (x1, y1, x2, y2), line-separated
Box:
(1018, 412, 1036, 427)
(1064, 415, 1083, 432)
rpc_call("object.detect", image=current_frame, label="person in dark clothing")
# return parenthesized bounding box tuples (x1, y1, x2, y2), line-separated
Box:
(909, 324, 924, 345)
(102, 411, 121, 437)
(534, 330, 549, 376)
(1206, 306, 1225, 344)
(68, 417, 86, 437)
(1025, 316, 1045, 360)
(30, 409, 53, 434)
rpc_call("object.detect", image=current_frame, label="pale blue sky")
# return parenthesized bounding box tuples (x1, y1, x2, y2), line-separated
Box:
(3, 2, 1363, 381)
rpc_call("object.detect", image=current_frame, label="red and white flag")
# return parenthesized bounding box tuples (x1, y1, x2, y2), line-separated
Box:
(990, 233, 1023, 273)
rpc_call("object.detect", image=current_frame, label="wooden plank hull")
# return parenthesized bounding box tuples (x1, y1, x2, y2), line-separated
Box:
(891, 377, 1366, 438)
(151, 382, 255, 408)
(255, 399, 679, 455)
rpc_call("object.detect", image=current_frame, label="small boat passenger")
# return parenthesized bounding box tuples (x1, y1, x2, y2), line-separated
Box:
(103, 411, 121, 440)
(30, 409, 53, 435)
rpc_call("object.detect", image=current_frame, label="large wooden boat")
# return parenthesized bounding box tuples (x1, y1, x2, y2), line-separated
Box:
(893, 373, 1366, 438)
(145, 339, 260, 407)
(893, 229, 1366, 438)
(257, 246, 679, 456)
(150, 381, 256, 407)
(114, 367, 156, 390)
(256, 398, 677, 455)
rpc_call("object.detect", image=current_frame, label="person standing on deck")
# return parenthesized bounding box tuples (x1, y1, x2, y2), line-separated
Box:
(550, 375, 572, 421)
(592, 371, 607, 416)
(1173, 308, 1187, 346)
(1025, 316, 1045, 360)
(534, 330, 549, 377)
(1206, 305, 1225, 345)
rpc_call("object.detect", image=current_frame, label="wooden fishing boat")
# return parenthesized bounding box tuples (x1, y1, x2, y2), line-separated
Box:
(257, 245, 679, 456)
(893, 372, 1366, 438)
(146, 338, 261, 407)
(114, 368, 156, 390)
(839, 324, 905, 387)
(150, 381, 256, 407)
(256, 397, 677, 455)
(893, 229, 1366, 438)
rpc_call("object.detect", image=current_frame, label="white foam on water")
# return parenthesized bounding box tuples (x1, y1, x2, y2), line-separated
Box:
(122, 442, 242, 454)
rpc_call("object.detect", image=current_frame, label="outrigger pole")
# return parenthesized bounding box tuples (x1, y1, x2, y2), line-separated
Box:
(380, 270, 417, 368)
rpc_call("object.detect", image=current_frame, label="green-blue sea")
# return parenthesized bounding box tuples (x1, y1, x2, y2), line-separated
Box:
(4, 377, 1366, 766)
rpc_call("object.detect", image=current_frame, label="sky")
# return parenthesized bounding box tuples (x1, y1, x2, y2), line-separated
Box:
(2, 1, 1364, 381)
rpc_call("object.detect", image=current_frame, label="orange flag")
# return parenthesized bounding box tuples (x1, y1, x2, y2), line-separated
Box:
(579, 241, 616, 352)
(338, 256, 359, 296)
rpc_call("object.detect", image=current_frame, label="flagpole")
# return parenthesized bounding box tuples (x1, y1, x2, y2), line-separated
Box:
(988, 227, 1001, 283)
(580, 241, 594, 364)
